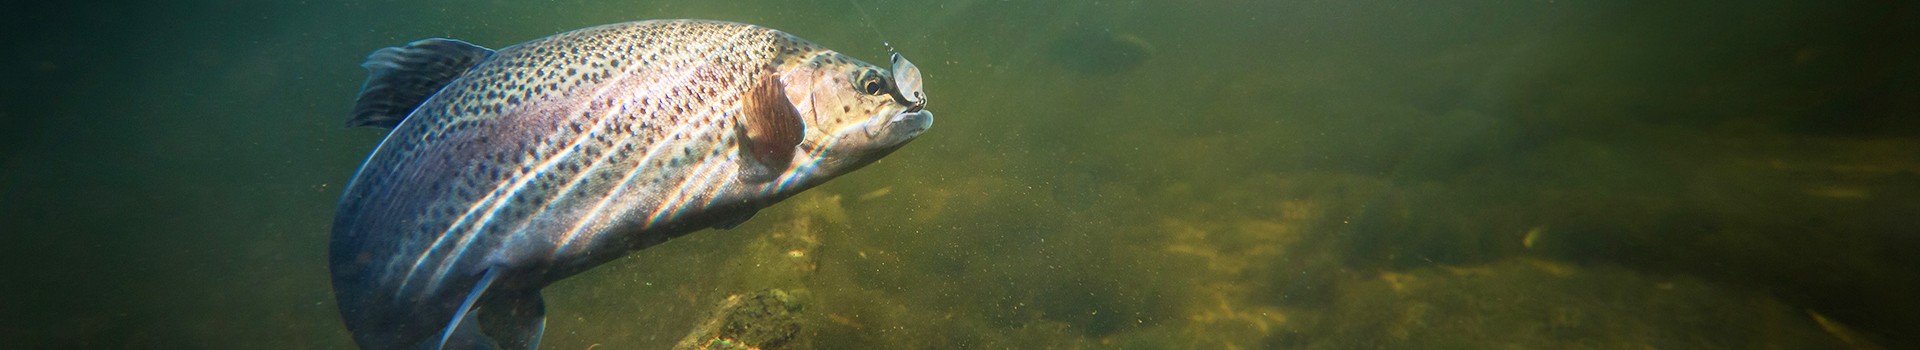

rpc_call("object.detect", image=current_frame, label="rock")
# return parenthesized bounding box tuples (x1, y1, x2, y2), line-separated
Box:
(673, 289, 805, 350)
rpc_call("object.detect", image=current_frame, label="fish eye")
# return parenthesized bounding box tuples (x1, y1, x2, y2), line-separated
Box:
(854, 69, 889, 96)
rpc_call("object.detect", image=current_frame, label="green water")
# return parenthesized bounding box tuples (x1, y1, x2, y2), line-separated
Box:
(4, 0, 1916, 348)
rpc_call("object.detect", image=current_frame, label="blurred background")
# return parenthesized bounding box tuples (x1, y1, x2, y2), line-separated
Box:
(2, 0, 1915, 348)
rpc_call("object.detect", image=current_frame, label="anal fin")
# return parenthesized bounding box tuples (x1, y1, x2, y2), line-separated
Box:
(351, 38, 494, 129)
(436, 267, 499, 350)
(479, 291, 547, 350)
(430, 268, 546, 350)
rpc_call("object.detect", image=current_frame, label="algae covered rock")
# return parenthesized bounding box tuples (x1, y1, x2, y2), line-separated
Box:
(673, 289, 805, 350)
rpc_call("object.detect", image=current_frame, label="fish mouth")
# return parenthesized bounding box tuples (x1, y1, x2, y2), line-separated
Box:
(821, 109, 932, 173)
(843, 109, 931, 152)
(886, 110, 933, 139)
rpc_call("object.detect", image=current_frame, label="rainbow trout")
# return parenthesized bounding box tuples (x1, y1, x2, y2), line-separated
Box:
(329, 19, 931, 349)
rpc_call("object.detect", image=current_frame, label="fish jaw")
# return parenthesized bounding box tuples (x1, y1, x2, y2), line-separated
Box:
(887, 109, 934, 139)
(847, 108, 933, 164)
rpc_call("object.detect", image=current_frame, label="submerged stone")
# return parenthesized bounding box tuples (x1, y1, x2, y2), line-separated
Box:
(674, 289, 806, 350)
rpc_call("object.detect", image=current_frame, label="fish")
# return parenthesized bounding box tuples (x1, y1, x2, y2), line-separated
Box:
(329, 19, 931, 350)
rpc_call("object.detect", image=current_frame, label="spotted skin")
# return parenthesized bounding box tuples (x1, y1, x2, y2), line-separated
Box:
(330, 20, 931, 350)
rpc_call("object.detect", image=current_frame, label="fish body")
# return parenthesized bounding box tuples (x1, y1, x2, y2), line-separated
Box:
(330, 19, 931, 350)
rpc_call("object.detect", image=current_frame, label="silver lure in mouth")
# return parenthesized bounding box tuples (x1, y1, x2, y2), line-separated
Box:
(889, 53, 927, 112)
(888, 53, 930, 136)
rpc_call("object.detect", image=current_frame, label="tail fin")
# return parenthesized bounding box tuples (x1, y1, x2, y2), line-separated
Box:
(350, 38, 493, 129)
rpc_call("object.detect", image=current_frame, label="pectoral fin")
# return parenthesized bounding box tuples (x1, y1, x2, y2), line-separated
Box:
(735, 71, 805, 183)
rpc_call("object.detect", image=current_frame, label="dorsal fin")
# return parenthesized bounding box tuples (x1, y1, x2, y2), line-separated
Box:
(350, 38, 494, 129)
(735, 71, 805, 183)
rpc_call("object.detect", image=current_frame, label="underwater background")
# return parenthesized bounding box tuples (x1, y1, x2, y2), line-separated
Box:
(3, 0, 1917, 348)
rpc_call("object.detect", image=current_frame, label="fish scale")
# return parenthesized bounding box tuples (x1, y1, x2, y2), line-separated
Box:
(329, 19, 931, 349)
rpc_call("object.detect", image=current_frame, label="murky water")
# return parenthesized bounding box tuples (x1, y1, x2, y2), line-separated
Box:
(3, 0, 1916, 348)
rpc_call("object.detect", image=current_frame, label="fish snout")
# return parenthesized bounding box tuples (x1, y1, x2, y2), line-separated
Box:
(888, 110, 933, 138)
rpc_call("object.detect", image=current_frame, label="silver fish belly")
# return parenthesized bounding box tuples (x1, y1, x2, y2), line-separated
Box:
(329, 19, 931, 350)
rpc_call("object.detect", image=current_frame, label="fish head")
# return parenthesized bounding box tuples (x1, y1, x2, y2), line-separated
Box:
(778, 51, 932, 179)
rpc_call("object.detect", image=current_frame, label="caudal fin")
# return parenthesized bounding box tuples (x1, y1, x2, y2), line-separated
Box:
(350, 38, 493, 129)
